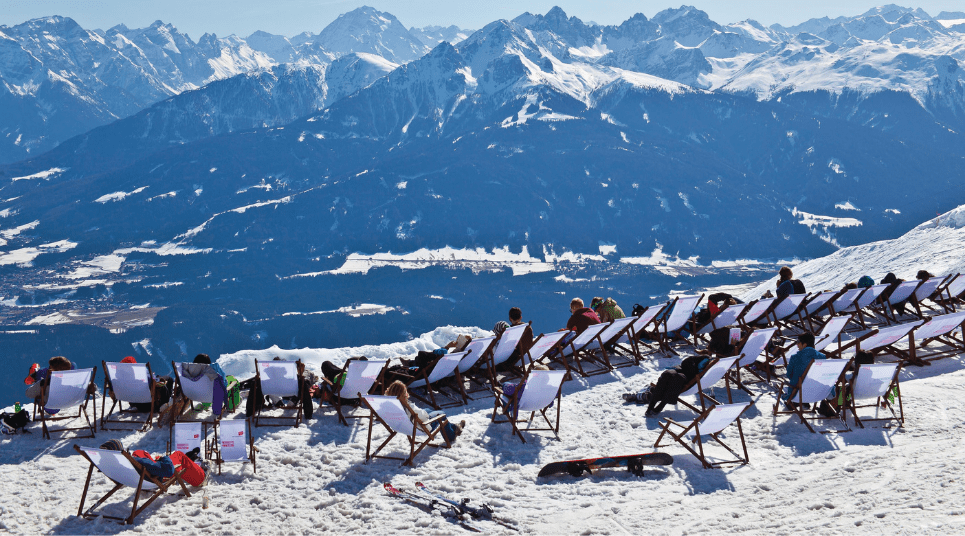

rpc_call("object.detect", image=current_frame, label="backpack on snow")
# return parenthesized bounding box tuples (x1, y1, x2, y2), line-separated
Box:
(1, 409, 30, 434)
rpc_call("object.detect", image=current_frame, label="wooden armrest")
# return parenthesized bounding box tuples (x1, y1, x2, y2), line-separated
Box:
(423, 414, 447, 426)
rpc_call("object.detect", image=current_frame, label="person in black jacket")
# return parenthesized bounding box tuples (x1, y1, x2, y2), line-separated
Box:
(622, 355, 710, 417)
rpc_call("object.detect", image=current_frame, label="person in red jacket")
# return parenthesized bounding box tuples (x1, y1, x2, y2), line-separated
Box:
(565, 298, 601, 334)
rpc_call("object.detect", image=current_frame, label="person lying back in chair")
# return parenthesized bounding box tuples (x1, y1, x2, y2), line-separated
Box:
(782, 332, 830, 412)
(622, 355, 710, 417)
(98, 439, 208, 487)
(385, 381, 465, 443)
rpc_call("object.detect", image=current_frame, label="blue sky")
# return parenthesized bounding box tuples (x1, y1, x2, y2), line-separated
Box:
(2, 1, 964, 38)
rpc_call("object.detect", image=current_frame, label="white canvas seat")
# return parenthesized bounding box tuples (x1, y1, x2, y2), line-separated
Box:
(323, 358, 388, 425)
(767, 294, 808, 326)
(362, 394, 450, 466)
(738, 298, 777, 327)
(169, 421, 208, 459)
(654, 402, 751, 469)
(74, 445, 191, 524)
(215, 418, 256, 473)
(492, 369, 566, 443)
(774, 359, 850, 433)
(728, 327, 778, 389)
(560, 322, 613, 376)
(37, 368, 97, 440)
(875, 280, 924, 323)
(936, 273, 965, 311)
(101, 361, 157, 431)
(677, 356, 740, 412)
(172, 362, 237, 422)
(594, 316, 639, 368)
(846, 363, 903, 429)
(908, 311, 965, 362)
(490, 323, 529, 370)
(776, 314, 856, 362)
(651, 295, 703, 355)
(827, 288, 863, 316)
(697, 303, 748, 336)
(794, 290, 847, 332)
(407, 351, 470, 409)
(616, 304, 666, 357)
(844, 284, 890, 330)
(252, 359, 303, 428)
(907, 276, 951, 318)
(460, 337, 496, 373)
(852, 320, 924, 365)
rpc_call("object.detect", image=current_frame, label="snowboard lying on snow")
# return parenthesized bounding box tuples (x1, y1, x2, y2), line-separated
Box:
(538, 452, 673, 478)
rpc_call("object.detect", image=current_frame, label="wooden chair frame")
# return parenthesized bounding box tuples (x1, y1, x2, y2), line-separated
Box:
(653, 402, 751, 469)
(320, 358, 388, 426)
(845, 363, 904, 429)
(252, 358, 304, 429)
(101, 360, 157, 432)
(491, 369, 565, 443)
(362, 395, 451, 466)
(213, 418, 257, 474)
(35, 367, 97, 440)
(773, 359, 851, 434)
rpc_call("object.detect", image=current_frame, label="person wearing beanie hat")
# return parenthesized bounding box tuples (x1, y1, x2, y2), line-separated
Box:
(121, 356, 137, 364)
(857, 275, 874, 288)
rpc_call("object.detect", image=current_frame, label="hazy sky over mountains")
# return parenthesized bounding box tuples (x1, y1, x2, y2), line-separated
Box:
(3, 0, 964, 39)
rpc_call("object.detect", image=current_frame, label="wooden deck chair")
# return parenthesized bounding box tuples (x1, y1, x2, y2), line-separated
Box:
(906, 311, 965, 363)
(676, 356, 740, 412)
(459, 337, 497, 395)
(322, 358, 388, 425)
(407, 351, 470, 409)
(653, 402, 751, 469)
(772, 314, 856, 365)
(74, 445, 191, 524)
(843, 284, 890, 330)
(934, 273, 965, 312)
(696, 303, 749, 341)
(765, 294, 809, 330)
(522, 331, 571, 372)
(736, 297, 777, 329)
(615, 303, 666, 358)
(362, 394, 450, 466)
(167, 421, 211, 460)
(252, 359, 303, 428)
(485, 323, 530, 382)
(811, 288, 864, 331)
(593, 317, 639, 368)
(101, 361, 156, 431)
(907, 276, 950, 319)
(213, 418, 256, 474)
(491, 369, 566, 443)
(845, 363, 903, 429)
(875, 280, 924, 324)
(559, 322, 613, 377)
(847, 320, 924, 366)
(36, 368, 97, 440)
(773, 359, 851, 433)
(796, 290, 847, 332)
(727, 327, 779, 391)
(651, 295, 704, 356)
(172, 362, 237, 422)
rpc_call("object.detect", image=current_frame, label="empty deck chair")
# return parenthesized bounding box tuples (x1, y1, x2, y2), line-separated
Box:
(844, 284, 890, 330)
(765, 294, 809, 330)
(696, 303, 749, 340)
(523, 331, 569, 368)
(559, 322, 613, 377)
(36, 368, 97, 440)
(846, 320, 924, 366)
(172, 362, 236, 422)
(214, 418, 256, 474)
(593, 316, 639, 368)
(168, 421, 209, 459)
(773, 359, 850, 433)
(935, 273, 965, 312)
(825, 288, 864, 317)
(362, 394, 450, 466)
(321, 358, 388, 425)
(74, 445, 191, 525)
(650, 295, 703, 355)
(727, 327, 779, 390)
(795, 290, 847, 332)
(101, 361, 156, 431)
(615, 304, 666, 358)
(846, 363, 903, 429)
(492, 369, 566, 443)
(653, 402, 751, 469)
(907, 311, 965, 363)
(406, 351, 471, 409)
(459, 337, 497, 395)
(252, 359, 303, 428)
(737, 298, 777, 329)
(675, 356, 740, 412)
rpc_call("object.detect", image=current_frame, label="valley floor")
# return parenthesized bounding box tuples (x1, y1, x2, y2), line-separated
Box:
(3, 329, 965, 535)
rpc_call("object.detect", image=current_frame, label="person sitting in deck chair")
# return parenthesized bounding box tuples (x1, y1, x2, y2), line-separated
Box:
(878, 272, 908, 314)
(857, 275, 875, 289)
(494, 307, 535, 372)
(695, 327, 741, 358)
(591, 297, 625, 323)
(776, 266, 806, 299)
(622, 355, 710, 417)
(110, 356, 174, 413)
(384, 381, 465, 443)
(566, 298, 601, 335)
(380, 334, 472, 386)
(782, 332, 836, 416)
(99, 439, 208, 487)
(25, 356, 75, 401)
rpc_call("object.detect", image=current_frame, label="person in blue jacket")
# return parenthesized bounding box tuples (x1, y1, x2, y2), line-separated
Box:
(783, 332, 827, 402)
